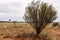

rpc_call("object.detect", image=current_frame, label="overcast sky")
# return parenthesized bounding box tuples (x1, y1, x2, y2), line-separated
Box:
(0, 0, 59, 22)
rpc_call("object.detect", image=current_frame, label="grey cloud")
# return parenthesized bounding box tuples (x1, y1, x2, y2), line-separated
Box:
(0, 2, 21, 13)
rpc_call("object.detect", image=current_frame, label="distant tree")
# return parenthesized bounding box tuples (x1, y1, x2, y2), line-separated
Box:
(9, 19, 11, 22)
(24, 0, 57, 37)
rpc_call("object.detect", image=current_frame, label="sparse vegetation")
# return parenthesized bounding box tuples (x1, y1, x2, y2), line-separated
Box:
(14, 26, 23, 28)
(0, 22, 59, 40)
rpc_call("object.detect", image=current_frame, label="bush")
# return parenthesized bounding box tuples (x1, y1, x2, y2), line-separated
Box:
(52, 22, 59, 26)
